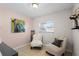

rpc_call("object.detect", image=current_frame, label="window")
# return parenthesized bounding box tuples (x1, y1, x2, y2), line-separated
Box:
(39, 21, 54, 32)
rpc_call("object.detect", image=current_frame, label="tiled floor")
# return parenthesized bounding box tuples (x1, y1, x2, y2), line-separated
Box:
(16, 45, 72, 56)
(16, 45, 48, 56)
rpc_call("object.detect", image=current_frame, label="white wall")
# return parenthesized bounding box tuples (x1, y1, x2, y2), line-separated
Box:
(0, 6, 32, 48)
(72, 30, 79, 56)
(71, 3, 79, 55)
(33, 9, 72, 50)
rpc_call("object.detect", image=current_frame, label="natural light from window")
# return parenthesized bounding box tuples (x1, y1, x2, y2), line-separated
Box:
(40, 21, 54, 32)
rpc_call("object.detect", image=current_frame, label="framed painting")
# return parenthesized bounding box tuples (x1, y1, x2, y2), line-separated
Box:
(11, 18, 25, 33)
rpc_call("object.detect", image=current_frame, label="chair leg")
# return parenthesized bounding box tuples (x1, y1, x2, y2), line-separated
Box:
(30, 47, 32, 49)
(30, 47, 42, 50)
(13, 52, 18, 56)
(62, 53, 64, 56)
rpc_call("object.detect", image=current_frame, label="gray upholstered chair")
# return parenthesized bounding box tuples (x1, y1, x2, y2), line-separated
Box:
(0, 38, 18, 56)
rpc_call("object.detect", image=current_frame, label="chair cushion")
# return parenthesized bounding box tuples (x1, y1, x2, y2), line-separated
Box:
(31, 40, 43, 47)
(52, 38, 63, 47)
(31, 33, 43, 47)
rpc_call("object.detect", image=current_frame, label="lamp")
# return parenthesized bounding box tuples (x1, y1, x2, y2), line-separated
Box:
(32, 3, 39, 8)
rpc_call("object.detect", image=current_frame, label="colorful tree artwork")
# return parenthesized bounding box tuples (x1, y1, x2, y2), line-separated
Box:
(11, 18, 25, 33)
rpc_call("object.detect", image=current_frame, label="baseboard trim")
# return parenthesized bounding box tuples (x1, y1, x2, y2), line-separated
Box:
(13, 43, 30, 50)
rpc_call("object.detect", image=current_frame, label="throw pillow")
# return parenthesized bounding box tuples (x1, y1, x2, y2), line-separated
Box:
(52, 38, 63, 47)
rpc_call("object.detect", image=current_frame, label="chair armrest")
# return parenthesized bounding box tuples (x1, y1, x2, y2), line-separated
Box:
(46, 43, 65, 52)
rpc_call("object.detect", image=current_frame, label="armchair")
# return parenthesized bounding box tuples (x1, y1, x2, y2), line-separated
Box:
(0, 37, 18, 56)
(45, 36, 67, 56)
(30, 33, 43, 49)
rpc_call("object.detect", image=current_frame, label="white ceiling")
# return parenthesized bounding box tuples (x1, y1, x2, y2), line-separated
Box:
(0, 3, 74, 19)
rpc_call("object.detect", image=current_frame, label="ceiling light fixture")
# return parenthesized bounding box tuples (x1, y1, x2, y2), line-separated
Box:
(32, 3, 39, 8)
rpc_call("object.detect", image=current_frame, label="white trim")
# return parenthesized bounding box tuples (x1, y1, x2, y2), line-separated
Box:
(13, 43, 30, 50)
